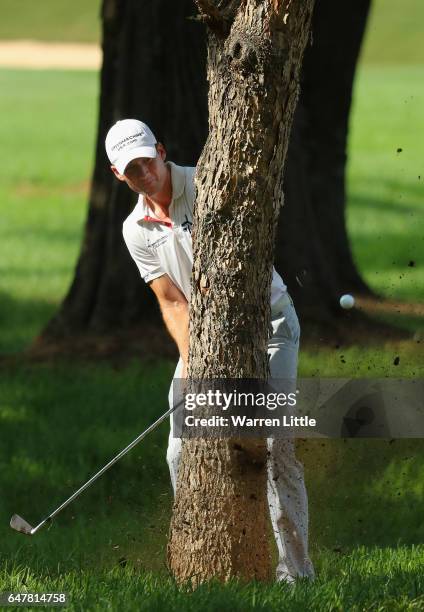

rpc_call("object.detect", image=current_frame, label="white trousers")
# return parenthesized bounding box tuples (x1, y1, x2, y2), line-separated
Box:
(166, 292, 315, 582)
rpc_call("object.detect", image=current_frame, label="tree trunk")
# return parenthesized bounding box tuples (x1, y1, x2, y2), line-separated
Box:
(305, 0, 372, 296)
(275, 0, 374, 328)
(40, 0, 208, 338)
(167, 0, 314, 585)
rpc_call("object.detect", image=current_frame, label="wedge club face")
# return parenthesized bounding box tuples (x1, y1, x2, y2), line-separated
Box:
(10, 514, 35, 535)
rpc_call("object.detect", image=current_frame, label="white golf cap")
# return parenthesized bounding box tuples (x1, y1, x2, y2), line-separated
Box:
(105, 119, 157, 174)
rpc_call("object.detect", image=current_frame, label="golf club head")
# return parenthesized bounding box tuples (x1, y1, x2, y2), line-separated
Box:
(10, 514, 34, 535)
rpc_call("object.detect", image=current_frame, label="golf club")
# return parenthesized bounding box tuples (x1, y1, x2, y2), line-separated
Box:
(11, 395, 185, 536)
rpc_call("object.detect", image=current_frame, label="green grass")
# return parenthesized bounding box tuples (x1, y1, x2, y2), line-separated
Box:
(0, 0, 100, 43)
(1, 362, 423, 610)
(298, 344, 423, 378)
(1, 545, 423, 611)
(0, 361, 174, 575)
(361, 0, 424, 65)
(347, 65, 424, 303)
(0, 57, 423, 610)
(0, 69, 98, 353)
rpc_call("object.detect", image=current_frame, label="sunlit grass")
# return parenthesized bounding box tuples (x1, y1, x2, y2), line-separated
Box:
(299, 343, 423, 377)
(0, 69, 96, 352)
(347, 65, 424, 302)
(0, 0, 100, 43)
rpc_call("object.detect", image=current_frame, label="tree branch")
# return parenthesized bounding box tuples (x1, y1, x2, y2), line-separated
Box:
(194, 0, 237, 37)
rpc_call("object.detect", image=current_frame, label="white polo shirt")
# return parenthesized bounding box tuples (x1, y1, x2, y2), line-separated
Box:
(122, 161, 287, 305)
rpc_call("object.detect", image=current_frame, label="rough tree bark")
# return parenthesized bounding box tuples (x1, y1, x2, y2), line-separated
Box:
(34, 0, 388, 355)
(167, 0, 314, 585)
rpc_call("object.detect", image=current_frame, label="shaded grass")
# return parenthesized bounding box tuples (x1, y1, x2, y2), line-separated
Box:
(1, 362, 423, 580)
(302, 437, 424, 550)
(0, 361, 174, 574)
(1, 545, 423, 611)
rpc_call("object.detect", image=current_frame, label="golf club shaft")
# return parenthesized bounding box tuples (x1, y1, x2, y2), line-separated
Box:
(31, 398, 183, 533)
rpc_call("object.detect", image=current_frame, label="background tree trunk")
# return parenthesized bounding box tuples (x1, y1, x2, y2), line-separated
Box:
(167, 0, 315, 585)
(41, 0, 208, 339)
(276, 0, 374, 329)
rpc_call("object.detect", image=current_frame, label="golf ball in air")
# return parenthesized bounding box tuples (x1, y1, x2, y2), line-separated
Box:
(340, 294, 355, 309)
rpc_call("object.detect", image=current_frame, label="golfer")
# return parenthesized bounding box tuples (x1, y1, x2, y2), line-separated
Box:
(105, 119, 315, 583)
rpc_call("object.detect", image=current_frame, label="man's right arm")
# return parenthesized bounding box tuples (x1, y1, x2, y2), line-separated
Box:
(122, 221, 189, 374)
(149, 275, 189, 376)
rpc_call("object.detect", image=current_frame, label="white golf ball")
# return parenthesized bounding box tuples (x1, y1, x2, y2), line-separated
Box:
(339, 294, 355, 309)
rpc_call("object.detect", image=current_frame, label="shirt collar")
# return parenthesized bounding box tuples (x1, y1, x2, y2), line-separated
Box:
(136, 161, 185, 222)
